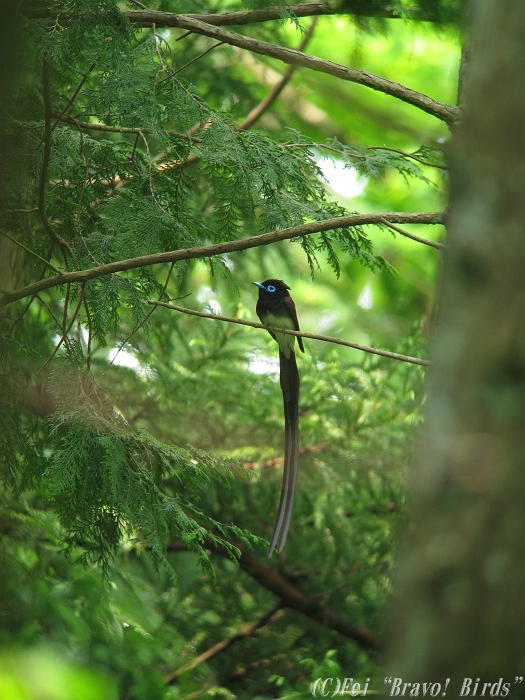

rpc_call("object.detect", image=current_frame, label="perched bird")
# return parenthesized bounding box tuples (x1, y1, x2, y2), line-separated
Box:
(254, 279, 304, 556)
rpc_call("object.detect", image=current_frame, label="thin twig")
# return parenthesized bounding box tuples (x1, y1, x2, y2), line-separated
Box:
(9, 295, 38, 333)
(61, 282, 71, 339)
(40, 59, 74, 256)
(83, 296, 93, 370)
(137, 129, 169, 214)
(37, 283, 86, 374)
(130, 132, 140, 164)
(51, 61, 97, 132)
(63, 113, 101, 266)
(8, 243, 56, 333)
(107, 262, 176, 371)
(152, 25, 166, 72)
(52, 112, 145, 134)
(165, 602, 283, 682)
(370, 145, 447, 170)
(175, 29, 193, 42)
(160, 41, 225, 81)
(239, 17, 318, 130)
(0, 207, 39, 216)
(148, 301, 430, 367)
(284, 141, 364, 158)
(0, 230, 62, 272)
(0, 211, 444, 308)
(35, 293, 63, 329)
(380, 217, 445, 250)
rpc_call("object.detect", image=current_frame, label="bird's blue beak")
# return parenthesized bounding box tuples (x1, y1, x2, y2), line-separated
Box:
(253, 282, 265, 290)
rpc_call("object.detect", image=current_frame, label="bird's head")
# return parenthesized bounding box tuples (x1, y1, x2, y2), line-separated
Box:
(253, 279, 290, 299)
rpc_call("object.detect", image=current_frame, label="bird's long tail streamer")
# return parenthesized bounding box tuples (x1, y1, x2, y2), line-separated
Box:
(267, 350, 300, 557)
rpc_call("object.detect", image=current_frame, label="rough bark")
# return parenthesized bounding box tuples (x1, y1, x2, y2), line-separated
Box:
(385, 0, 525, 693)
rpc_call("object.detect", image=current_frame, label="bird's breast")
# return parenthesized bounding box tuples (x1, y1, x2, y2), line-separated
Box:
(261, 311, 296, 358)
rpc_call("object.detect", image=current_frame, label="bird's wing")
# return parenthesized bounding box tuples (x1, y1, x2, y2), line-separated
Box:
(283, 295, 304, 353)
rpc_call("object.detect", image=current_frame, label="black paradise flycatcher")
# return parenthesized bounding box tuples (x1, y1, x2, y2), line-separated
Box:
(254, 279, 304, 556)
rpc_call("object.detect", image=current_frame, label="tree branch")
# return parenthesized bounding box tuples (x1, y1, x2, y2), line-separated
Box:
(165, 602, 283, 682)
(183, 538, 381, 651)
(164, 41, 225, 79)
(156, 24, 318, 171)
(26, 3, 439, 26)
(107, 263, 176, 371)
(0, 231, 62, 273)
(120, 5, 336, 28)
(0, 211, 444, 308)
(37, 283, 85, 374)
(148, 302, 430, 367)
(121, 13, 458, 124)
(370, 145, 448, 170)
(379, 218, 445, 249)
(52, 112, 145, 134)
(238, 17, 318, 131)
(121, 3, 429, 28)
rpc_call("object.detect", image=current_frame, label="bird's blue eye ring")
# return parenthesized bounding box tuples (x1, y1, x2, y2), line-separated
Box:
(266, 285, 276, 292)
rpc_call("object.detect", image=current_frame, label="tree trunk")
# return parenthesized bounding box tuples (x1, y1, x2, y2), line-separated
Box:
(385, 0, 525, 694)
(0, 6, 27, 324)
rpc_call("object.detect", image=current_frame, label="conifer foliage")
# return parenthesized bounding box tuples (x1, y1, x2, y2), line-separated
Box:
(0, 0, 454, 696)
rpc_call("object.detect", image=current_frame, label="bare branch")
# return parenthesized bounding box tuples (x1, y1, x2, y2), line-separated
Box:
(37, 283, 85, 374)
(107, 263, 176, 371)
(123, 4, 338, 27)
(166, 41, 225, 78)
(380, 218, 446, 250)
(0, 231, 62, 273)
(239, 17, 318, 131)
(0, 207, 39, 216)
(0, 211, 444, 308)
(148, 301, 430, 367)
(27, 3, 435, 27)
(165, 603, 283, 682)
(52, 112, 144, 134)
(168, 537, 381, 651)
(127, 0, 149, 10)
(122, 3, 421, 28)
(121, 14, 458, 124)
(52, 112, 197, 143)
(51, 60, 97, 132)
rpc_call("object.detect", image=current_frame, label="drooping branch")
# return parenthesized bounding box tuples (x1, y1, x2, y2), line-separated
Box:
(148, 301, 430, 367)
(122, 14, 459, 125)
(0, 211, 444, 308)
(238, 17, 318, 131)
(379, 218, 446, 249)
(245, 556, 379, 648)
(170, 538, 381, 651)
